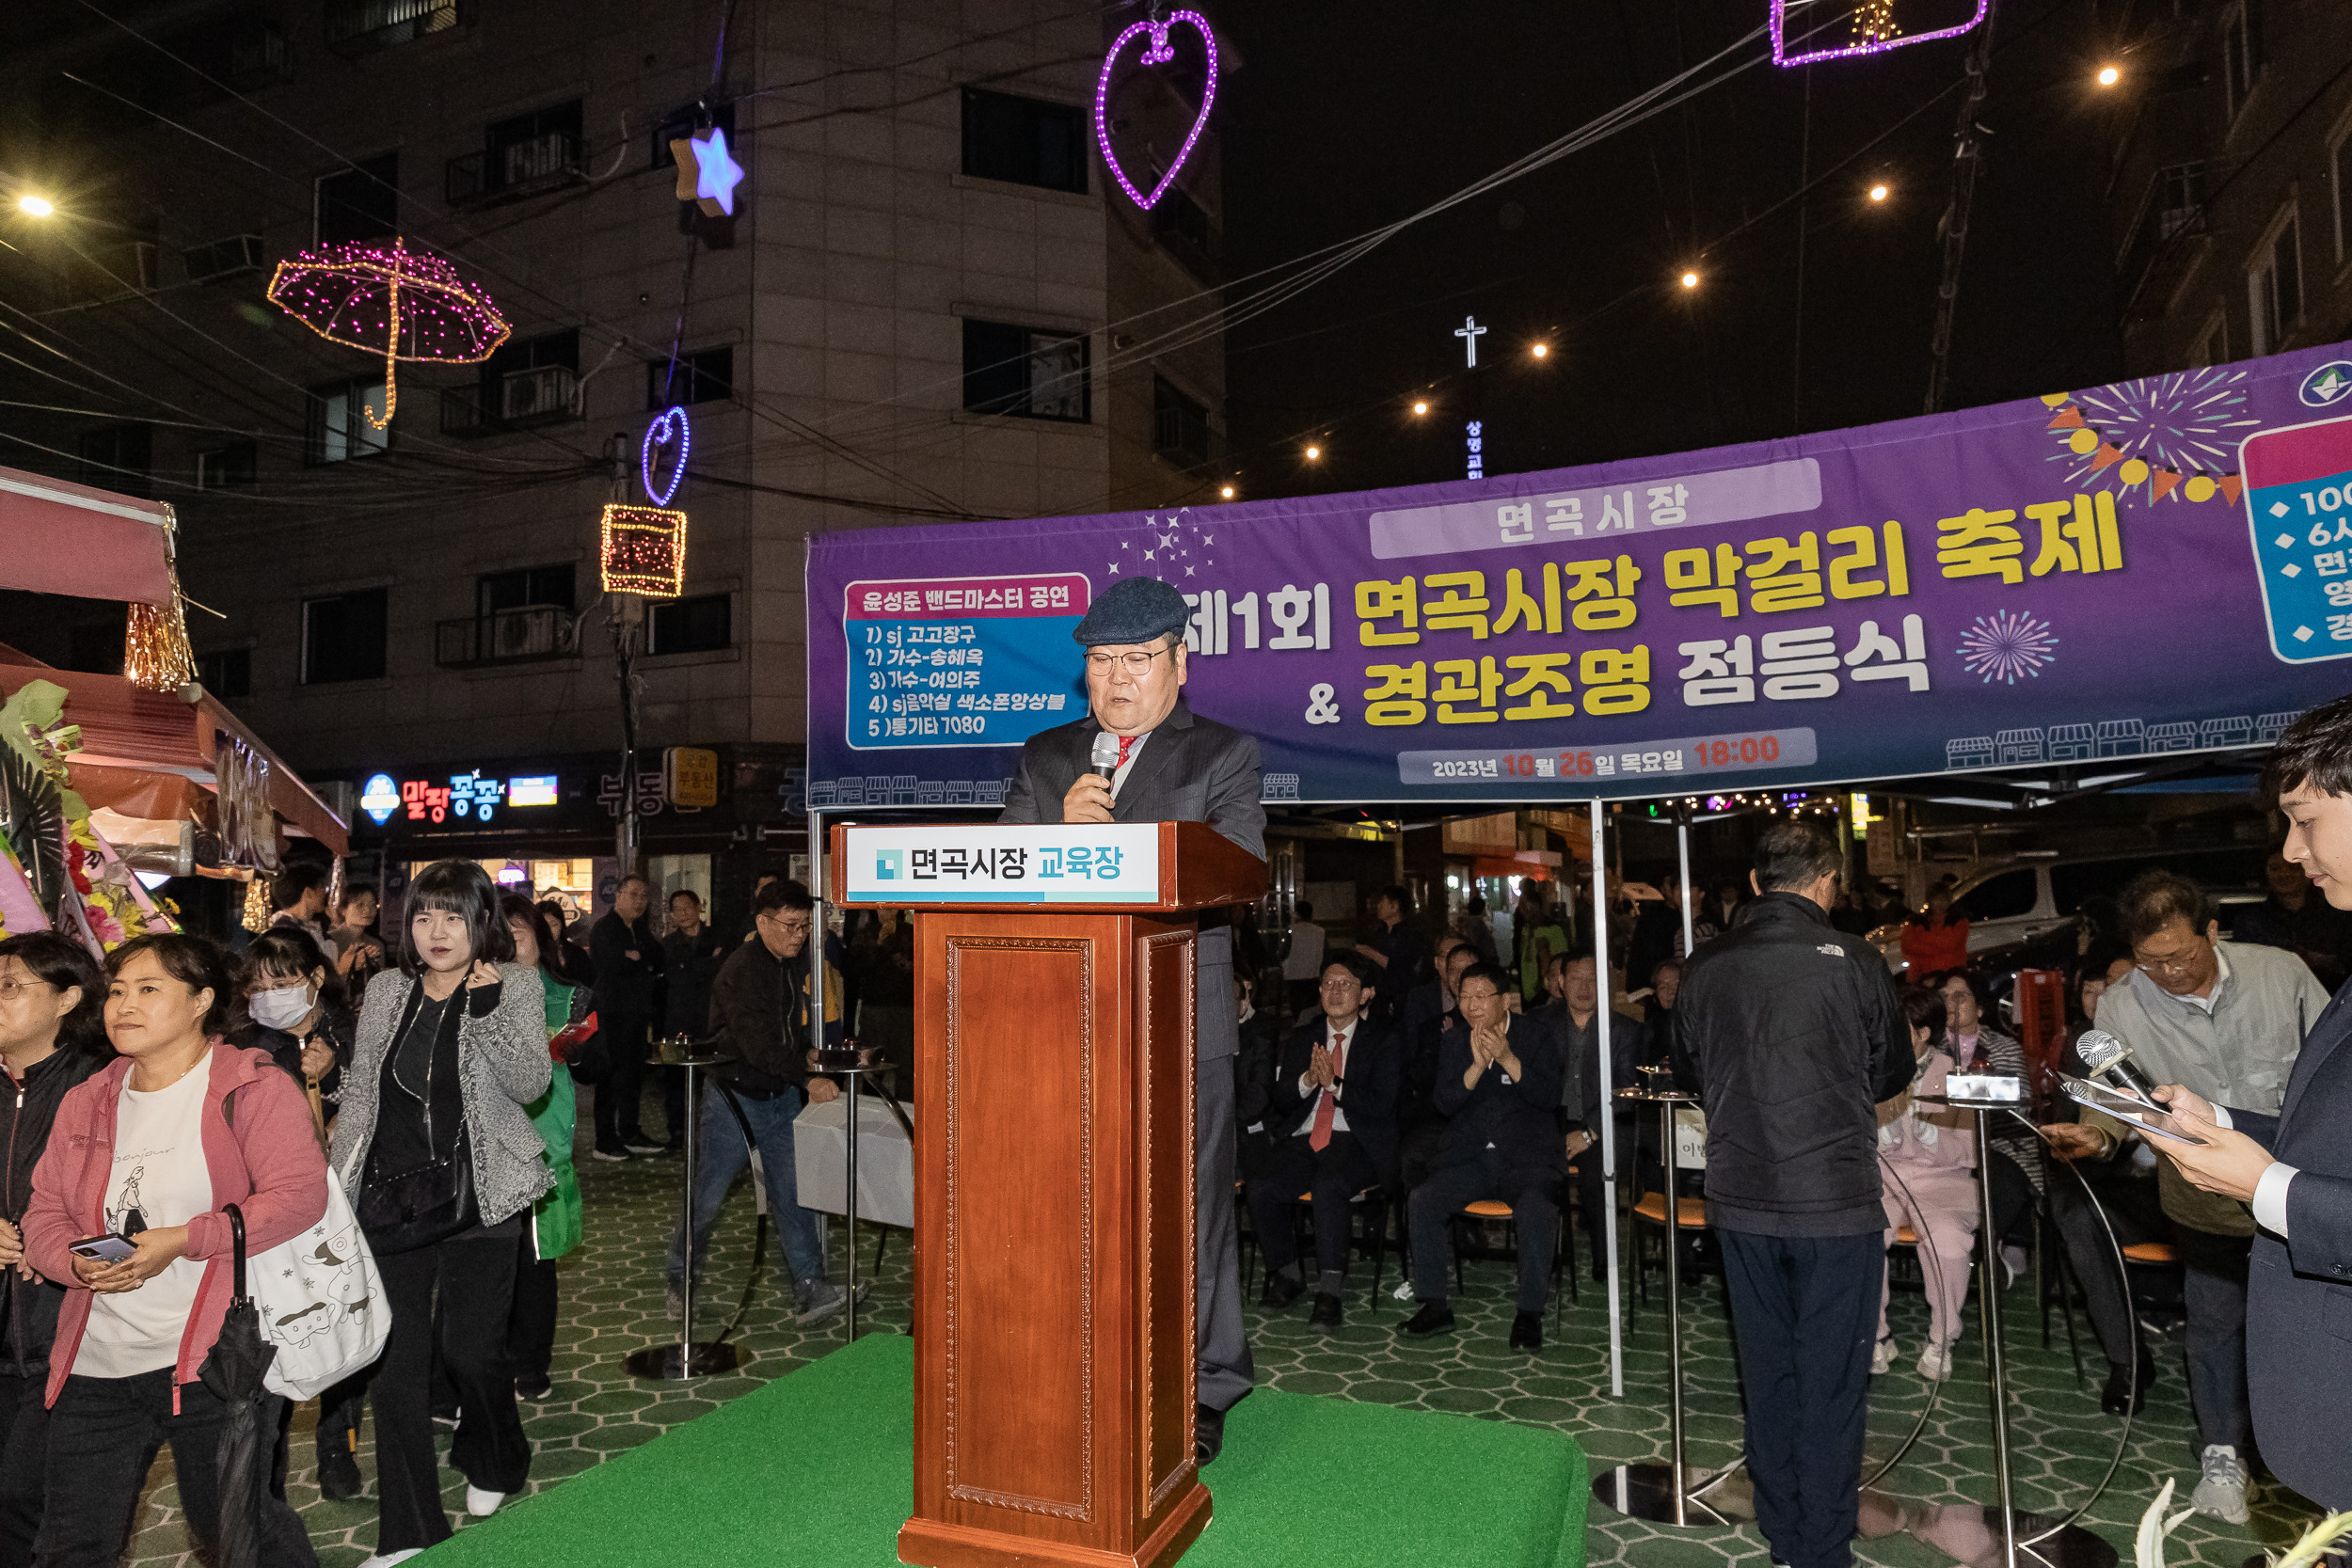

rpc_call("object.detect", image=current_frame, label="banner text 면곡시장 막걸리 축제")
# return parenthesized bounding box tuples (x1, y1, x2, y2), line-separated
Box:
(804, 343, 2352, 809)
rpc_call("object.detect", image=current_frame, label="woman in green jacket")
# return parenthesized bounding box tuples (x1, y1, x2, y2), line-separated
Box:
(501, 893, 583, 1402)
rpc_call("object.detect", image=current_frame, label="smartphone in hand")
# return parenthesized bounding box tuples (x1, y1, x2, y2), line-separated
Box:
(69, 1234, 136, 1264)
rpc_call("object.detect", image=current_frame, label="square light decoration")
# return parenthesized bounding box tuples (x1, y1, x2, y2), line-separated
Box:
(599, 504, 689, 596)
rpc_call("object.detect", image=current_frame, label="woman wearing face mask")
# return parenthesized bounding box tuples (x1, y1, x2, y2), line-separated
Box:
(333, 860, 549, 1565)
(234, 927, 353, 1104)
(498, 893, 581, 1403)
(0, 934, 109, 1568)
(22, 934, 326, 1568)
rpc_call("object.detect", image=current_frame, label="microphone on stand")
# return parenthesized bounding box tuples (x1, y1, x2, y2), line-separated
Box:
(1089, 731, 1121, 784)
(2075, 1028, 2163, 1102)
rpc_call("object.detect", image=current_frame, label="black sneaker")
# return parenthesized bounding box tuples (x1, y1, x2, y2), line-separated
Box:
(1195, 1403, 1226, 1466)
(1260, 1271, 1304, 1310)
(516, 1373, 553, 1401)
(316, 1446, 363, 1502)
(1400, 1301, 1456, 1337)
(1309, 1291, 1343, 1327)
(1508, 1310, 1543, 1351)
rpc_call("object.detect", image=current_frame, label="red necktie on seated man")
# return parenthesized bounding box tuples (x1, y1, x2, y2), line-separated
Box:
(1310, 1025, 1348, 1151)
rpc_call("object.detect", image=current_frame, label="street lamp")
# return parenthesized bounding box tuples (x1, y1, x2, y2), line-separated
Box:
(1411, 400, 1429, 416)
(2096, 64, 2121, 87)
(1679, 270, 1701, 290)
(1304, 444, 1322, 462)
(1218, 484, 1235, 499)
(16, 195, 54, 217)
(1867, 182, 1890, 202)
(1530, 342, 1549, 358)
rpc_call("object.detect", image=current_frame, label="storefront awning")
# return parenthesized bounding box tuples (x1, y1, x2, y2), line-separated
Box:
(0, 467, 174, 606)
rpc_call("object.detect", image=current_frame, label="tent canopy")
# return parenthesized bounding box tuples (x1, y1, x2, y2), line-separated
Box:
(0, 466, 174, 606)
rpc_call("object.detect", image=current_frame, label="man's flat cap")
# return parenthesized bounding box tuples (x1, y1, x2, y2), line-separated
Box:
(1073, 575, 1190, 646)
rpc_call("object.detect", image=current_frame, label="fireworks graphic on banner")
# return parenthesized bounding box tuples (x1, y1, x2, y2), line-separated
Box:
(1957, 610, 2058, 685)
(2043, 368, 2260, 502)
(1104, 509, 1219, 579)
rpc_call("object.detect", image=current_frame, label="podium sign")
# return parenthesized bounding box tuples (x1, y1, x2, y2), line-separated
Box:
(833, 821, 1264, 1568)
(838, 822, 1162, 903)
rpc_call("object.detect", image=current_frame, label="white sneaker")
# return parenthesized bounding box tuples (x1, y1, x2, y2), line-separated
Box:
(360, 1552, 423, 1567)
(2191, 1444, 2251, 1524)
(465, 1486, 506, 1518)
(1999, 1244, 2026, 1286)
(1916, 1340, 1953, 1381)
(1391, 1279, 1417, 1302)
(1871, 1337, 1898, 1375)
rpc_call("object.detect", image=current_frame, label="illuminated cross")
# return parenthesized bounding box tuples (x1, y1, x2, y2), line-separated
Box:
(1454, 315, 1487, 367)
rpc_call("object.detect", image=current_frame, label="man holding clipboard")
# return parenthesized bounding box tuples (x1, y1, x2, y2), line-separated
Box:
(2137, 698, 2352, 1529)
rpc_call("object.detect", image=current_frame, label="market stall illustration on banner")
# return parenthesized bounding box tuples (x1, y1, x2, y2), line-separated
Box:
(808, 343, 2352, 805)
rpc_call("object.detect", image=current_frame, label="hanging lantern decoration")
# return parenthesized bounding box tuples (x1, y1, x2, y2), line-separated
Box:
(642, 406, 691, 505)
(600, 505, 689, 597)
(1094, 9, 1219, 211)
(265, 238, 511, 427)
(123, 506, 197, 694)
(241, 874, 272, 934)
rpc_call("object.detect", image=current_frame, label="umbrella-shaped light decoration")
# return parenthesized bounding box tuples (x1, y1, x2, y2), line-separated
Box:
(265, 238, 511, 428)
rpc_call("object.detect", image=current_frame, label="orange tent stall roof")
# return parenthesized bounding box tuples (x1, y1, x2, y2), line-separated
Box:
(0, 647, 348, 857)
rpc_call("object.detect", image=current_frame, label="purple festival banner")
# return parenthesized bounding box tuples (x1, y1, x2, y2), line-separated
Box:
(805, 343, 2352, 807)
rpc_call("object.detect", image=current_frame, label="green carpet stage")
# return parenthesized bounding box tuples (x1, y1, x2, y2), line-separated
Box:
(425, 1333, 1590, 1568)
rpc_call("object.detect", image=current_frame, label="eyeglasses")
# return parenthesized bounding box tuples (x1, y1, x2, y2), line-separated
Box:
(1084, 647, 1171, 674)
(759, 913, 815, 936)
(0, 979, 53, 1002)
(2135, 953, 2205, 977)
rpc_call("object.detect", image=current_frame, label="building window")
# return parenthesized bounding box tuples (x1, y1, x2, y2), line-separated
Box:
(645, 346, 733, 409)
(434, 563, 575, 667)
(2334, 123, 2352, 261)
(962, 320, 1089, 422)
(316, 152, 400, 245)
(1151, 185, 1220, 280)
(649, 593, 731, 656)
(2222, 0, 2262, 120)
(79, 424, 152, 496)
(961, 88, 1087, 194)
(1152, 376, 1212, 468)
(450, 100, 583, 203)
(446, 329, 579, 435)
(301, 589, 389, 685)
(2249, 209, 2302, 356)
(308, 379, 391, 463)
(651, 102, 737, 179)
(2192, 310, 2229, 370)
(325, 0, 458, 57)
(197, 646, 251, 699)
(478, 562, 574, 617)
(196, 441, 257, 488)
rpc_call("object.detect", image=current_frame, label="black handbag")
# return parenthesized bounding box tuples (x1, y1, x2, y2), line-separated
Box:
(357, 1130, 475, 1256)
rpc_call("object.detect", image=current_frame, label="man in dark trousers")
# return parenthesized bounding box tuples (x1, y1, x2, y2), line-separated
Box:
(660, 888, 729, 1148)
(1248, 956, 1399, 1328)
(1675, 822, 1911, 1568)
(2147, 694, 2352, 1528)
(589, 873, 665, 1160)
(1533, 949, 1639, 1279)
(1401, 961, 1569, 1351)
(997, 574, 1263, 1466)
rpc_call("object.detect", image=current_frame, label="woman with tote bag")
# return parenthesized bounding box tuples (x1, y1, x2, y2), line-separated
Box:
(332, 861, 550, 1565)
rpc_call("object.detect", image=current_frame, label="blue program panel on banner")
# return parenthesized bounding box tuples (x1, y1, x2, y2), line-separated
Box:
(845, 572, 1090, 751)
(2243, 412, 2352, 663)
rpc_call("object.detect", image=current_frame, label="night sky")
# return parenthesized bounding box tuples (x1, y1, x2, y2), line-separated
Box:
(1217, 0, 2122, 501)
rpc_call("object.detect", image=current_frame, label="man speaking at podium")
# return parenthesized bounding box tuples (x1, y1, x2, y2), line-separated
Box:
(999, 574, 1263, 1467)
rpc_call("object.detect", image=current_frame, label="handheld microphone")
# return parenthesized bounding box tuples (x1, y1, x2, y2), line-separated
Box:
(1089, 731, 1121, 783)
(2075, 1029, 2161, 1101)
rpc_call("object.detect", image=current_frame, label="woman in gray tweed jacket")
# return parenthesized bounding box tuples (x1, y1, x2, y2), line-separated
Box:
(332, 860, 551, 1566)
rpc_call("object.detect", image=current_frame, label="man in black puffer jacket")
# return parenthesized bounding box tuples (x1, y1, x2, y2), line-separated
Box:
(1674, 823, 1912, 1568)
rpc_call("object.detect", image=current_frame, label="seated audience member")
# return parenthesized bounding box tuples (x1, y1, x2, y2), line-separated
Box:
(1925, 970, 2038, 1275)
(1399, 936, 1467, 1048)
(1392, 942, 1479, 1275)
(1247, 959, 1399, 1327)
(1874, 985, 1979, 1382)
(1234, 977, 1281, 1182)
(1533, 950, 1638, 1279)
(1638, 958, 1680, 1069)
(1402, 963, 1567, 1351)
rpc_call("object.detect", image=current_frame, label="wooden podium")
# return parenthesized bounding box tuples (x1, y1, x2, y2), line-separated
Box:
(831, 820, 1265, 1568)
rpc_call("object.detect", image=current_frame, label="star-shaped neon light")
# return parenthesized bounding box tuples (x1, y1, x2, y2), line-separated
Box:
(670, 128, 745, 216)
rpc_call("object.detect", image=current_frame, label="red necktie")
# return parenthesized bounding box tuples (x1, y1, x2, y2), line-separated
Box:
(1310, 1027, 1346, 1150)
(1116, 734, 1138, 769)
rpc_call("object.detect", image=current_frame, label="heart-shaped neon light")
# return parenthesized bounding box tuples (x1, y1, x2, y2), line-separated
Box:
(642, 406, 690, 506)
(1769, 0, 1986, 66)
(1093, 10, 1219, 212)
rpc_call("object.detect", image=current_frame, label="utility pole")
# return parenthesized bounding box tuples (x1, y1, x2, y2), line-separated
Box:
(605, 432, 644, 872)
(1923, 0, 1999, 415)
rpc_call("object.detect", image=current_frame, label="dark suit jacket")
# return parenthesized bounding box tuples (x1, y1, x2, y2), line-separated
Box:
(590, 911, 663, 1016)
(1432, 1010, 1568, 1172)
(999, 698, 1264, 1062)
(1530, 1003, 1641, 1130)
(2227, 986, 2352, 1508)
(1264, 1016, 1402, 1177)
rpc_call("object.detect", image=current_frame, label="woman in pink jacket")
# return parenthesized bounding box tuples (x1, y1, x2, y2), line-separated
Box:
(22, 934, 326, 1568)
(1872, 984, 1981, 1384)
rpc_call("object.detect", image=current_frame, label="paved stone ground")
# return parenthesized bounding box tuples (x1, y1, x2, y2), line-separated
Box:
(112, 1114, 2311, 1568)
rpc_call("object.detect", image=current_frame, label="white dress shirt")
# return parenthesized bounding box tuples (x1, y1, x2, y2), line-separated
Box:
(1295, 1019, 1353, 1135)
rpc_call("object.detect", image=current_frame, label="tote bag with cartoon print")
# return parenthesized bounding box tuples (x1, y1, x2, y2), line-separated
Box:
(247, 1168, 391, 1399)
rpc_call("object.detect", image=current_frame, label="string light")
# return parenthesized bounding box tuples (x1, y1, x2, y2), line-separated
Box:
(599, 505, 690, 596)
(1772, 0, 1987, 66)
(265, 238, 510, 428)
(641, 406, 691, 505)
(1094, 9, 1219, 211)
